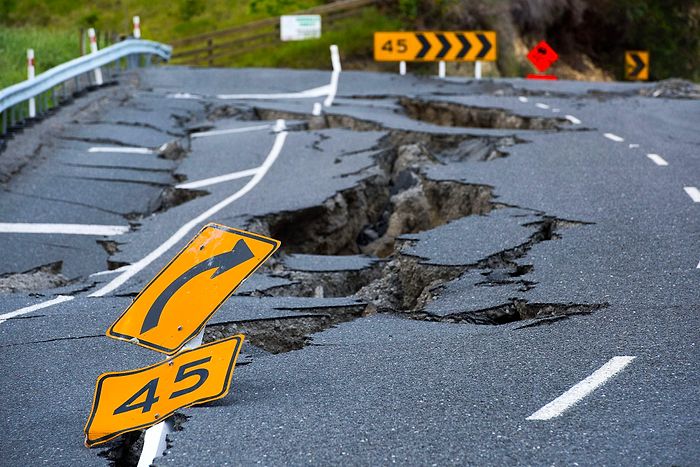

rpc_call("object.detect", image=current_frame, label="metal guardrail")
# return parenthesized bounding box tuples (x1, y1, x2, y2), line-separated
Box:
(0, 39, 172, 136)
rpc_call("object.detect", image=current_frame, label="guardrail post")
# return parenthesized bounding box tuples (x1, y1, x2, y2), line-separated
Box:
(207, 39, 213, 66)
(133, 16, 141, 38)
(27, 49, 36, 118)
(2, 110, 7, 135)
(87, 28, 104, 85)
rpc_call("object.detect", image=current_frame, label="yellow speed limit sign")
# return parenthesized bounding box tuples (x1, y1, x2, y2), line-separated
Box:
(374, 31, 496, 62)
(84, 335, 244, 447)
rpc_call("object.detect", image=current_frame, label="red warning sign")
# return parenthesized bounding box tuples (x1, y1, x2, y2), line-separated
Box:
(527, 41, 558, 72)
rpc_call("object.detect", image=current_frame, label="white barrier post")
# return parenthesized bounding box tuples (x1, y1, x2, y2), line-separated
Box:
(399, 61, 406, 76)
(323, 45, 341, 108)
(87, 28, 104, 85)
(27, 49, 36, 118)
(133, 16, 141, 39)
(438, 60, 446, 79)
(475, 60, 482, 80)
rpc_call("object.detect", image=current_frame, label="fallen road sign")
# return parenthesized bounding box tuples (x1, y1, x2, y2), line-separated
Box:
(107, 223, 280, 355)
(374, 31, 496, 62)
(84, 335, 244, 447)
(625, 51, 649, 80)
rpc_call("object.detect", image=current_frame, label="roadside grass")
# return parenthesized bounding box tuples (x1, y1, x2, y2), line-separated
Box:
(225, 8, 404, 70)
(0, 27, 77, 89)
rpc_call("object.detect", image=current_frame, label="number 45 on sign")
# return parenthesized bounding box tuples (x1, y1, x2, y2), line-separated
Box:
(84, 336, 244, 447)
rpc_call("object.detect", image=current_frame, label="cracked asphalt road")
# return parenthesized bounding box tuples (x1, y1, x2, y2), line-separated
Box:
(0, 66, 698, 465)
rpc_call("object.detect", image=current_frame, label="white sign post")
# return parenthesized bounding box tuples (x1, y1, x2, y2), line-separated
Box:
(280, 15, 321, 41)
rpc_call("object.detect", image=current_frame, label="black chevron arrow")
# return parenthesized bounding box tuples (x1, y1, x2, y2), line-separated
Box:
(629, 53, 645, 77)
(140, 239, 255, 334)
(416, 33, 431, 59)
(436, 33, 451, 58)
(456, 33, 472, 59)
(476, 33, 492, 58)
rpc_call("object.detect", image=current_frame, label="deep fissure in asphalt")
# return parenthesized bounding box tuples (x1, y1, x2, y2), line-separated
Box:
(96, 98, 603, 464)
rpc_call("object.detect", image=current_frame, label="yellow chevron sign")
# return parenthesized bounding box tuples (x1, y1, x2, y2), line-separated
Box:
(374, 31, 497, 62)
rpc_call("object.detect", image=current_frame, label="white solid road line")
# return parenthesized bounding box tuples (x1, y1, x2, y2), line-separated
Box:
(646, 154, 668, 166)
(526, 356, 636, 421)
(216, 84, 331, 100)
(89, 119, 288, 298)
(0, 223, 129, 236)
(324, 44, 342, 108)
(0, 295, 74, 324)
(190, 124, 271, 139)
(88, 146, 154, 154)
(684, 186, 700, 203)
(603, 133, 625, 142)
(175, 167, 259, 190)
(565, 115, 581, 125)
(535, 103, 550, 109)
(518, 96, 528, 103)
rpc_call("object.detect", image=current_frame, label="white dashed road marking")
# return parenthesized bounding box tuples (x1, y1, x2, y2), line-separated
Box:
(89, 146, 154, 154)
(527, 356, 636, 421)
(535, 103, 550, 109)
(646, 154, 668, 166)
(175, 168, 259, 190)
(564, 115, 581, 125)
(683, 187, 700, 203)
(603, 133, 624, 142)
(190, 124, 271, 139)
(0, 223, 129, 236)
(0, 295, 74, 324)
(518, 96, 528, 103)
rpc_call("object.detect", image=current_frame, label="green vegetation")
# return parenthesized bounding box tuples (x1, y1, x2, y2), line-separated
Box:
(230, 8, 403, 69)
(0, 27, 77, 88)
(0, 0, 697, 87)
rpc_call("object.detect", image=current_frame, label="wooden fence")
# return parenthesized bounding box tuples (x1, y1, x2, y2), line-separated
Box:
(170, 0, 378, 66)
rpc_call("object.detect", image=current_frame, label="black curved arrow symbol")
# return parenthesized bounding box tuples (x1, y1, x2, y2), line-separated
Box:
(140, 239, 255, 334)
(436, 33, 451, 58)
(629, 53, 645, 77)
(456, 34, 472, 59)
(476, 33, 492, 59)
(416, 33, 431, 59)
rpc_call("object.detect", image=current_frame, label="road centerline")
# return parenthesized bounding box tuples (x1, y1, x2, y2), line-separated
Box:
(603, 133, 625, 142)
(526, 356, 636, 420)
(0, 295, 74, 324)
(683, 187, 700, 203)
(646, 154, 668, 166)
